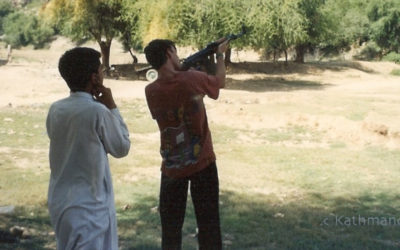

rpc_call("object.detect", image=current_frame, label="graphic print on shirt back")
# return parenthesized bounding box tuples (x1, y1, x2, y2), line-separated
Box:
(160, 105, 201, 169)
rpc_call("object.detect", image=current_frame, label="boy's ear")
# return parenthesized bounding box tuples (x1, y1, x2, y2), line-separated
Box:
(90, 72, 99, 85)
(166, 48, 173, 58)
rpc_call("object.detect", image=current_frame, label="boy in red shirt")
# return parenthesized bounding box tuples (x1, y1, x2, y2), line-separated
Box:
(144, 39, 228, 249)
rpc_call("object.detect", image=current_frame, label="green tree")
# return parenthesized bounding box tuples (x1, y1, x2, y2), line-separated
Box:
(168, 0, 224, 48)
(0, 0, 14, 35)
(368, 0, 400, 53)
(294, 0, 331, 63)
(320, 0, 371, 57)
(2, 11, 54, 48)
(118, 0, 141, 62)
(246, 0, 307, 63)
(43, 0, 129, 69)
(167, 0, 248, 63)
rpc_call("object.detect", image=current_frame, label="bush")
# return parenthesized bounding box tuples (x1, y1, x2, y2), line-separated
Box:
(0, 0, 14, 35)
(383, 52, 400, 64)
(2, 11, 54, 48)
(391, 69, 400, 76)
(354, 42, 382, 60)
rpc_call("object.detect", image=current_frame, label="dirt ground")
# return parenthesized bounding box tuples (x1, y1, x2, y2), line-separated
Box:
(1, 37, 400, 150)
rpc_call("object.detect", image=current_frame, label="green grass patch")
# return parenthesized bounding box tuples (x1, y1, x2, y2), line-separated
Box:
(0, 206, 54, 250)
(390, 69, 400, 76)
(383, 52, 400, 64)
(119, 99, 158, 134)
(260, 125, 323, 144)
(0, 105, 49, 149)
(2, 99, 400, 249)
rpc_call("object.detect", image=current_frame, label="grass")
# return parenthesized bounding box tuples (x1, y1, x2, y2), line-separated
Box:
(390, 69, 400, 76)
(1, 89, 400, 249)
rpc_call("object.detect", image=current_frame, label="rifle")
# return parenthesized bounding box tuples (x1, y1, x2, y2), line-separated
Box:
(181, 26, 247, 71)
(145, 26, 247, 81)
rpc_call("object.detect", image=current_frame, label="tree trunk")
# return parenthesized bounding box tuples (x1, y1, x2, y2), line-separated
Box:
(128, 48, 138, 64)
(224, 48, 232, 65)
(99, 40, 112, 70)
(7, 44, 12, 62)
(295, 45, 305, 63)
(284, 49, 288, 65)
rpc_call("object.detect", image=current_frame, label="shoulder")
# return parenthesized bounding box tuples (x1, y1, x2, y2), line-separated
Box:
(177, 70, 207, 80)
(178, 70, 219, 87)
(47, 97, 69, 116)
(90, 100, 110, 116)
(175, 70, 212, 88)
(145, 82, 160, 100)
(145, 82, 158, 92)
(50, 96, 69, 108)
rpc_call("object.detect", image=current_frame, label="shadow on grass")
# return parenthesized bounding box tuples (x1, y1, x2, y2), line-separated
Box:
(225, 77, 329, 92)
(219, 191, 400, 249)
(312, 61, 377, 74)
(226, 61, 376, 75)
(116, 190, 400, 250)
(0, 206, 54, 250)
(0, 59, 7, 66)
(2, 191, 400, 249)
(106, 63, 149, 81)
(105, 60, 376, 82)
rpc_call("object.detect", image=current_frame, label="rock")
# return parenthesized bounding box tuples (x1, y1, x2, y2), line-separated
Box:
(0, 205, 15, 214)
(189, 227, 199, 238)
(223, 240, 233, 246)
(122, 204, 131, 211)
(224, 233, 235, 241)
(150, 206, 159, 214)
(9, 226, 24, 237)
(274, 212, 285, 218)
(9, 226, 35, 239)
(21, 228, 36, 239)
(362, 122, 389, 136)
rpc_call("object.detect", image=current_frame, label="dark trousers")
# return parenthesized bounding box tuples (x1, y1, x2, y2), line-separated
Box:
(160, 162, 222, 250)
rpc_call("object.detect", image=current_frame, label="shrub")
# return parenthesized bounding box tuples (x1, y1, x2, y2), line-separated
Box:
(0, 0, 14, 35)
(2, 11, 54, 48)
(383, 52, 400, 64)
(390, 69, 400, 76)
(354, 42, 382, 60)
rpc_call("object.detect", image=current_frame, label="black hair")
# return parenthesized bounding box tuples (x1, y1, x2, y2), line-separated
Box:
(58, 47, 101, 92)
(144, 39, 176, 70)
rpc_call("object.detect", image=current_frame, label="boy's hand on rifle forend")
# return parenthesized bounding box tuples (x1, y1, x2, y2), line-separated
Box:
(217, 38, 229, 54)
(215, 38, 228, 88)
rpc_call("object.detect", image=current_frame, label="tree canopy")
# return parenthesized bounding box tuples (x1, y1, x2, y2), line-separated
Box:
(1, 0, 399, 63)
(43, 0, 129, 68)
